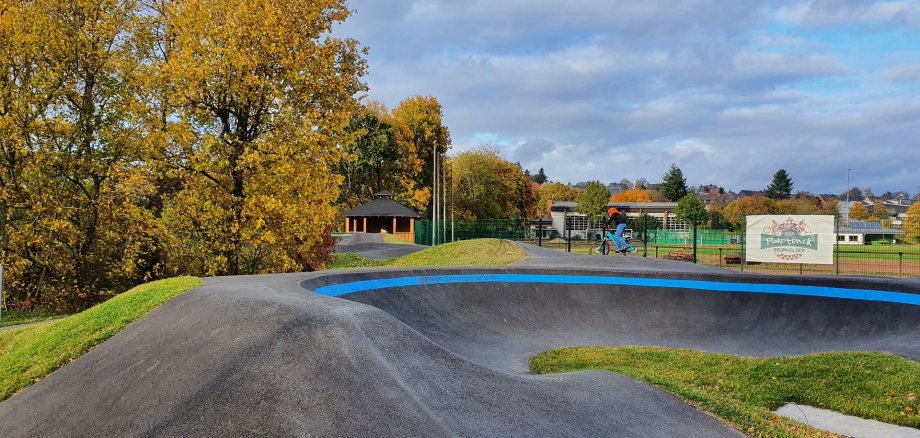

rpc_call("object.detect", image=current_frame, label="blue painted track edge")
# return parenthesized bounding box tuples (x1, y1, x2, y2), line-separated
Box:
(312, 273, 920, 306)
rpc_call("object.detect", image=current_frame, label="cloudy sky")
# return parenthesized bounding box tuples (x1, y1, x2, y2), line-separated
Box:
(335, 0, 920, 195)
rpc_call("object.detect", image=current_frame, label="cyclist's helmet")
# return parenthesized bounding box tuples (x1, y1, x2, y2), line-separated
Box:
(607, 207, 618, 215)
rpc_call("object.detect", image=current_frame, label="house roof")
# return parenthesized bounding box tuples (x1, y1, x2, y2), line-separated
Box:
(342, 198, 421, 218)
(839, 221, 904, 235)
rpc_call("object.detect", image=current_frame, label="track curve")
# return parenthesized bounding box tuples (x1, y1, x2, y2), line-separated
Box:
(2, 260, 918, 437)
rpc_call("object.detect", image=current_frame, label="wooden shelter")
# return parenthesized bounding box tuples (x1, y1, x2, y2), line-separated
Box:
(342, 191, 421, 242)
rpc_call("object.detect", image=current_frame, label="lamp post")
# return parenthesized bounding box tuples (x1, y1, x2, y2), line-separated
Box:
(845, 168, 851, 224)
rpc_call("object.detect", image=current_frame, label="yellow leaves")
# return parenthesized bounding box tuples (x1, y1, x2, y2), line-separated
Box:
(611, 189, 657, 203)
(905, 203, 920, 243)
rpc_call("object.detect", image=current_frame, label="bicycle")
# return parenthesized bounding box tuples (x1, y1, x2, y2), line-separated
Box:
(589, 229, 646, 256)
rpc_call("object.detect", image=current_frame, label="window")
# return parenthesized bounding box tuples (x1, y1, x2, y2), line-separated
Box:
(848, 235, 858, 242)
(837, 235, 845, 242)
(565, 215, 588, 231)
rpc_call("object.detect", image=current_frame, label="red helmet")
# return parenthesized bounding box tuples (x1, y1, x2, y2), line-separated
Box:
(607, 207, 618, 215)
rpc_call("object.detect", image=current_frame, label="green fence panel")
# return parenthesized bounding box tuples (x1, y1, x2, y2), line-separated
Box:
(414, 219, 526, 246)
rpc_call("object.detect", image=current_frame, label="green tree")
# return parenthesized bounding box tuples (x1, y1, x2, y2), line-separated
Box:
(337, 101, 399, 209)
(578, 181, 610, 224)
(630, 213, 662, 236)
(764, 169, 794, 199)
(849, 203, 870, 221)
(533, 168, 548, 184)
(675, 194, 708, 226)
(675, 193, 708, 263)
(659, 164, 688, 201)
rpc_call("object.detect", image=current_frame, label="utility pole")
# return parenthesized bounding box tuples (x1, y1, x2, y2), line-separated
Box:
(451, 161, 455, 242)
(845, 168, 851, 225)
(441, 154, 447, 245)
(432, 146, 438, 246)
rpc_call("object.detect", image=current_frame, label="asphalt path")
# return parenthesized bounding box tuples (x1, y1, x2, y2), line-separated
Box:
(335, 232, 426, 259)
(2, 242, 918, 437)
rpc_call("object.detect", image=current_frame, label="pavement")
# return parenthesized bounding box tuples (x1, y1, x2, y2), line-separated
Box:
(335, 232, 427, 259)
(1, 240, 918, 437)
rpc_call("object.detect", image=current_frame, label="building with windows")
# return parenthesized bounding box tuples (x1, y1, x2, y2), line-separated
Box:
(836, 221, 904, 245)
(538, 200, 680, 240)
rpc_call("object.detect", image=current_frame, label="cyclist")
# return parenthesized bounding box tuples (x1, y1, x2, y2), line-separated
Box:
(603, 206, 636, 253)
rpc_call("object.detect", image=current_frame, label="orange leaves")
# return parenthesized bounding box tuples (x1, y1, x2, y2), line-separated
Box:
(611, 189, 657, 203)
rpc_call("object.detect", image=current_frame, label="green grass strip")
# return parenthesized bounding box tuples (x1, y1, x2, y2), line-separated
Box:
(531, 346, 920, 437)
(0, 310, 63, 329)
(329, 238, 528, 269)
(0, 276, 202, 402)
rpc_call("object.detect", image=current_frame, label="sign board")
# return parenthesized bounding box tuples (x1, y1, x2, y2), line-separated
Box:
(746, 215, 835, 264)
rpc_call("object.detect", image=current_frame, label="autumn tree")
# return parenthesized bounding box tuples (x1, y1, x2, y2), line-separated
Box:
(612, 189, 663, 203)
(905, 202, 920, 243)
(158, 0, 367, 275)
(659, 164, 688, 201)
(450, 149, 535, 220)
(0, 0, 164, 311)
(578, 181, 610, 224)
(537, 182, 579, 217)
(870, 200, 890, 226)
(765, 169, 793, 199)
(722, 195, 770, 231)
(849, 203, 870, 221)
(390, 96, 451, 215)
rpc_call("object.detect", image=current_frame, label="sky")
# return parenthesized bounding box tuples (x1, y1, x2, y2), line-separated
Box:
(334, 0, 920, 196)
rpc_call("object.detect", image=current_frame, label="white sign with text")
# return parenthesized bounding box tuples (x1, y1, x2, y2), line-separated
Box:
(746, 215, 835, 264)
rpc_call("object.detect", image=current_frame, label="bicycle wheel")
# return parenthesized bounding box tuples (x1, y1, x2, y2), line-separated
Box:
(589, 240, 610, 255)
(623, 238, 646, 256)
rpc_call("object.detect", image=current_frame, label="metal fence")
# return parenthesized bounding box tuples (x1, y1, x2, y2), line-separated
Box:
(413, 219, 526, 246)
(411, 218, 920, 278)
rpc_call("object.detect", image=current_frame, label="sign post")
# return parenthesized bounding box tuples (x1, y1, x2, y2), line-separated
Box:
(745, 215, 835, 265)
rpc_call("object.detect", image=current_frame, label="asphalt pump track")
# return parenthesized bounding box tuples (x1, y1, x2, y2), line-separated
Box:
(1, 249, 919, 437)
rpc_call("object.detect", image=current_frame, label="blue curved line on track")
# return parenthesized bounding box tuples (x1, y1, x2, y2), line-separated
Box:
(312, 274, 920, 306)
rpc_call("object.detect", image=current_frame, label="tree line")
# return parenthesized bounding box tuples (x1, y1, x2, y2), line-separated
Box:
(0, 0, 378, 312)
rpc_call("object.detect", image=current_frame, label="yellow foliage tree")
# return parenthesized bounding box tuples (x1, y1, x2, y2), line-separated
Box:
(611, 189, 660, 203)
(0, 0, 164, 311)
(537, 182, 580, 217)
(157, 0, 366, 275)
(390, 96, 450, 215)
(849, 203, 870, 221)
(722, 196, 770, 230)
(905, 202, 920, 243)
(449, 149, 536, 220)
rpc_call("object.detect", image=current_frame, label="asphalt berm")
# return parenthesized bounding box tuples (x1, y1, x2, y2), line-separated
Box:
(1, 242, 918, 437)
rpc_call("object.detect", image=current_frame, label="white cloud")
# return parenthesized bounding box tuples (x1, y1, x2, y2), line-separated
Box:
(336, 0, 920, 193)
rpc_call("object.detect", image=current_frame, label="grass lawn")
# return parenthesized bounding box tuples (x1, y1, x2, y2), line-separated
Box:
(0, 310, 64, 329)
(531, 346, 920, 437)
(330, 238, 527, 269)
(0, 276, 202, 402)
(381, 233, 414, 245)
